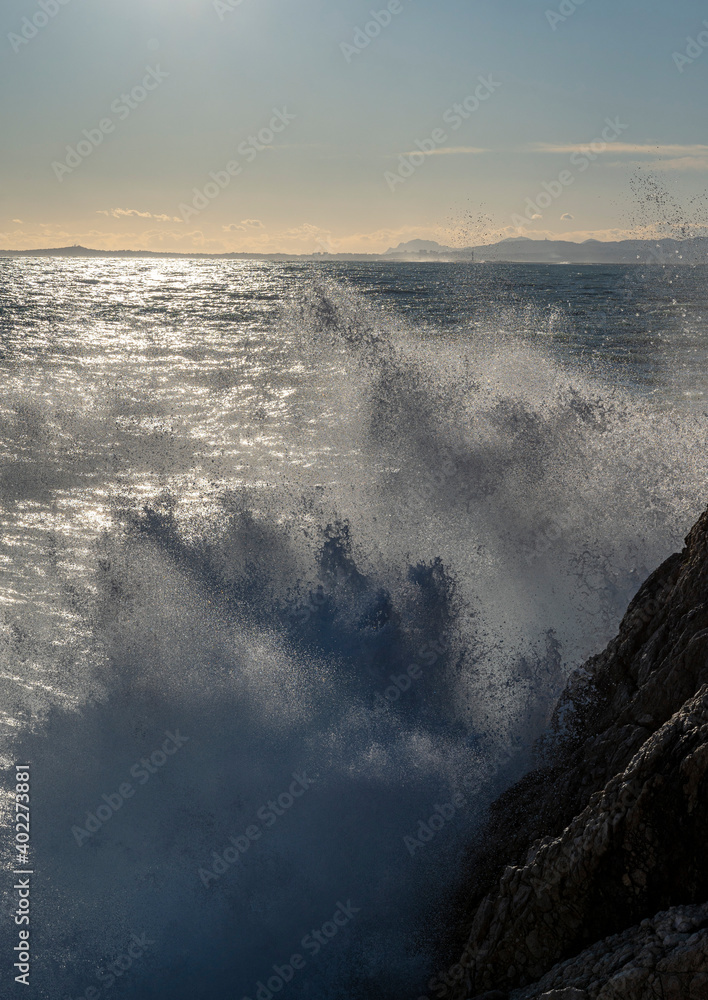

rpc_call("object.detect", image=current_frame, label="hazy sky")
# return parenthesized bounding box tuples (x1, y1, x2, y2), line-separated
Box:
(2, 0, 707, 253)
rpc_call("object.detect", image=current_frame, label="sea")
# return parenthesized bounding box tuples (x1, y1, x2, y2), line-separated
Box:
(1, 258, 707, 999)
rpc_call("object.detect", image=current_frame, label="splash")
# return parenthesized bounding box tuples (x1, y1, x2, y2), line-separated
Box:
(1, 262, 707, 998)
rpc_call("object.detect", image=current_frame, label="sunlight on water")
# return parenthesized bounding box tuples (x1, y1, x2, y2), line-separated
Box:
(1, 258, 708, 999)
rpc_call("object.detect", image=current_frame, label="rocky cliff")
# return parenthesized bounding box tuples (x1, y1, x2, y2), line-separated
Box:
(443, 507, 708, 1000)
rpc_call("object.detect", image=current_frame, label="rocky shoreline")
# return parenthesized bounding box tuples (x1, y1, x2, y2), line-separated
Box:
(440, 507, 708, 1000)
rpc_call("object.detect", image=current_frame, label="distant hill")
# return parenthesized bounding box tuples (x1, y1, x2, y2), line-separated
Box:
(384, 236, 708, 264)
(471, 236, 708, 264)
(385, 239, 457, 255)
(1, 238, 707, 265)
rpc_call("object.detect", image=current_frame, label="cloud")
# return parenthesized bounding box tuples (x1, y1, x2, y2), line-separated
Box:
(525, 142, 708, 173)
(650, 156, 708, 172)
(98, 208, 150, 219)
(12, 219, 23, 224)
(530, 141, 708, 166)
(530, 213, 542, 220)
(97, 208, 183, 222)
(561, 213, 574, 221)
(223, 220, 265, 233)
(531, 142, 708, 155)
(401, 146, 491, 157)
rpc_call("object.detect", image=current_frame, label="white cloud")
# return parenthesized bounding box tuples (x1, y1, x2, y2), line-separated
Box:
(402, 146, 491, 157)
(530, 142, 708, 156)
(561, 213, 574, 221)
(222, 220, 265, 234)
(525, 142, 708, 173)
(97, 208, 183, 222)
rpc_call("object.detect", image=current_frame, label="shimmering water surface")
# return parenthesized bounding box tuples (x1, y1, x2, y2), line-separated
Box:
(1, 259, 707, 999)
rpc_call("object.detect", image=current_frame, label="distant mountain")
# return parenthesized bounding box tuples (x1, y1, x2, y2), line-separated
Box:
(1, 237, 707, 265)
(384, 239, 456, 255)
(382, 236, 707, 263)
(472, 236, 708, 264)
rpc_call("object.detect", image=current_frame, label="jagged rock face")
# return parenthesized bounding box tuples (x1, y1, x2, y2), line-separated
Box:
(512, 902, 708, 999)
(446, 509, 708, 1000)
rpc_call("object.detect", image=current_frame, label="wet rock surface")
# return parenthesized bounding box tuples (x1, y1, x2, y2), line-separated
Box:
(447, 509, 708, 1000)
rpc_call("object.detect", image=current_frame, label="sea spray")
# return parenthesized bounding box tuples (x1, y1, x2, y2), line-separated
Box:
(1, 260, 708, 998)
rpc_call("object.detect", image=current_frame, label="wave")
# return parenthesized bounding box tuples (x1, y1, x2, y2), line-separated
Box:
(1, 270, 707, 998)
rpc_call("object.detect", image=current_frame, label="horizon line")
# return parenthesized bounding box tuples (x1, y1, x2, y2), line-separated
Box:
(2, 234, 708, 259)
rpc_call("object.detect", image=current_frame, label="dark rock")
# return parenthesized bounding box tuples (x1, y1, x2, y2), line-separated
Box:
(445, 508, 708, 999)
(512, 902, 708, 999)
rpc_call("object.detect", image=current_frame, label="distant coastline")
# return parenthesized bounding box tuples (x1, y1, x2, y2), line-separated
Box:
(1, 236, 707, 265)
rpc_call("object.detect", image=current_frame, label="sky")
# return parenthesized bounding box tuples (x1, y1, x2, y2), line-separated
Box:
(1, 0, 707, 253)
